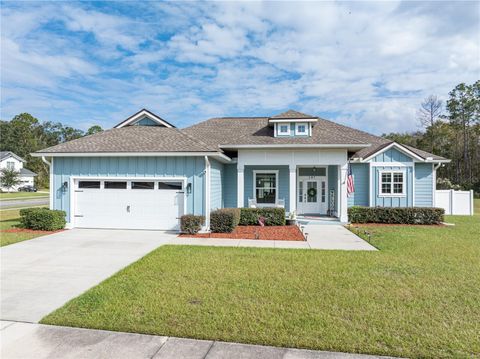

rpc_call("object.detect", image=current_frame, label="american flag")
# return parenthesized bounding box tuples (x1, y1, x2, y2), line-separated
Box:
(347, 163, 355, 197)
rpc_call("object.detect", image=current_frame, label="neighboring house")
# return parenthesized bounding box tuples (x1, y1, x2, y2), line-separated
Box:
(0, 151, 37, 191)
(32, 109, 450, 230)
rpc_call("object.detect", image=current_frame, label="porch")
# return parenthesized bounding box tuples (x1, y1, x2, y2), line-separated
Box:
(233, 163, 349, 222)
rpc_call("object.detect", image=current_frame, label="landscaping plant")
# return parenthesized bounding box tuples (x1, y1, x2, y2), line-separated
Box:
(210, 208, 240, 233)
(180, 215, 205, 234)
(239, 207, 285, 226)
(19, 208, 66, 231)
(348, 206, 444, 224)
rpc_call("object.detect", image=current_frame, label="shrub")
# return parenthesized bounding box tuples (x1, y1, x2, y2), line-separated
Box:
(180, 215, 205, 234)
(210, 208, 241, 233)
(239, 207, 286, 226)
(348, 206, 444, 225)
(20, 208, 66, 231)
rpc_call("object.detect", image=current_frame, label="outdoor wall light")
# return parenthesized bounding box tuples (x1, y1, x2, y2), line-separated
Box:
(186, 183, 192, 194)
(62, 181, 68, 192)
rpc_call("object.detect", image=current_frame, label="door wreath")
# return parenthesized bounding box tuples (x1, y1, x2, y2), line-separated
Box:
(307, 187, 317, 198)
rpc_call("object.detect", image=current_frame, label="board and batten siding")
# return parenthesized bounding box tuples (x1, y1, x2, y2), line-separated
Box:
(223, 163, 238, 208)
(414, 163, 434, 207)
(52, 156, 206, 223)
(244, 165, 290, 211)
(371, 148, 414, 207)
(347, 163, 369, 207)
(210, 159, 224, 210)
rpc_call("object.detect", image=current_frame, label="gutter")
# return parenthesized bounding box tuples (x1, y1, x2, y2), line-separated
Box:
(219, 144, 371, 149)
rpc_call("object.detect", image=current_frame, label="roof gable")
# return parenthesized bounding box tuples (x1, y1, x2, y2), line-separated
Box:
(0, 151, 26, 163)
(114, 109, 176, 128)
(270, 110, 318, 119)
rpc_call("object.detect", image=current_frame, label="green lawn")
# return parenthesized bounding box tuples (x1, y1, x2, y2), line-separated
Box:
(41, 201, 480, 358)
(0, 191, 49, 200)
(0, 207, 49, 246)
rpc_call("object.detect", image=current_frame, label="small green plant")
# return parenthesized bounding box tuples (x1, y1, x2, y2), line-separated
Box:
(239, 207, 285, 226)
(348, 206, 444, 225)
(180, 215, 205, 234)
(19, 208, 66, 231)
(210, 208, 240, 233)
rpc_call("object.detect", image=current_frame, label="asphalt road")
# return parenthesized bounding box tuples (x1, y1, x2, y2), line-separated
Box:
(0, 197, 49, 209)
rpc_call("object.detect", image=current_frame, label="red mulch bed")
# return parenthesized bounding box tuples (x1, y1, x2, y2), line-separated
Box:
(179, 225, 305, 241)
(1, 228, 64, 234)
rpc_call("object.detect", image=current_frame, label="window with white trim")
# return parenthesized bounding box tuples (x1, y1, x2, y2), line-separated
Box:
(254, 172, 277, 204)
(6, 161, 15, 170)
(379, 171, 405, 196)
(295, 123, 308, 135)
(278, 124, 290, 135)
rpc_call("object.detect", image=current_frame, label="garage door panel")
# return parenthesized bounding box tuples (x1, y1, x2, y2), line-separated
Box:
(74, 180, 184, 230)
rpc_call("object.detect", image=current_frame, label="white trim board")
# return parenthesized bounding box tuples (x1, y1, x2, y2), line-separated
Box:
(362, 142, 424, 162)
(114, 109, 174, 129)
(252, 170, 279, 207)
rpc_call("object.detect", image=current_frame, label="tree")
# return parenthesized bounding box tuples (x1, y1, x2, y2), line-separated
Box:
(417, 95, 443, 153)
(0, 168, 21, 192)
(86, 125, 103, 136)
(446, 81, 479, 184)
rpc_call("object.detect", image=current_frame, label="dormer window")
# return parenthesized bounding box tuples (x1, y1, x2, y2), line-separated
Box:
(295, 123, 308, 135)
(279, 124, 291, 135)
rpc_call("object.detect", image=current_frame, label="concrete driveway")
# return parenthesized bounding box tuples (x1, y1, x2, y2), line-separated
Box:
(0, 229, 174, 323)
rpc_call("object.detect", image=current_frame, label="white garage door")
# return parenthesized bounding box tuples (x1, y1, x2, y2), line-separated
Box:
(74, 179, 185, 230)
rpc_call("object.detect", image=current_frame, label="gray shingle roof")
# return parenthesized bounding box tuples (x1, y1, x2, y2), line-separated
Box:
(270, 110, 318, 119)
(35, 126, 218, 154)
(0, 151, 26, 162)
(20, 168, 37, 176)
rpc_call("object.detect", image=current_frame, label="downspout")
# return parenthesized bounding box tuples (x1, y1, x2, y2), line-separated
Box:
(42, 156, 53, 210)
(204, 156, 211, 231)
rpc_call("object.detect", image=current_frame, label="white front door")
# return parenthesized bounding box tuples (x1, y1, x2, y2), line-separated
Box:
(297, 177, 327, 215)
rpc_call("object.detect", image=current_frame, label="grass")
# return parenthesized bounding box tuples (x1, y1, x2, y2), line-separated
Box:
(0, 207, 49, 246)
(41, 201, 480, 358)
(0, 191, 49, 200)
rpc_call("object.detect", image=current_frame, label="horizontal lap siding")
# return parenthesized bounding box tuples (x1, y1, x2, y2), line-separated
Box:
(210, 159, 223, 210)
(347, 163, 369, 207)
(52, 157, 205, 223)
(415, 163, 434, 207)
(223, 164, 237, 208)
(244, 166, 290, 211)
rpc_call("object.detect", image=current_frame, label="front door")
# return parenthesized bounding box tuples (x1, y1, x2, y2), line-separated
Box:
(297, 177, 327, 215)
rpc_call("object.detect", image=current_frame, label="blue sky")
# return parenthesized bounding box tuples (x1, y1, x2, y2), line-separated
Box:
(1, 1, 479, 134)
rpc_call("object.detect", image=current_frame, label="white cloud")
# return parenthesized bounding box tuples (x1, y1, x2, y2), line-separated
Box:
(1, 1, 479, 135)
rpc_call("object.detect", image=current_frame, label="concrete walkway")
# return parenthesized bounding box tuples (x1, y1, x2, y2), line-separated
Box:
(0, 321, 397, 359)
(176, 224, 376, 251)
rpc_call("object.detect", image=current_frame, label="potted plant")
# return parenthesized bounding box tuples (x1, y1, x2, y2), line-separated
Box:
(286, 210, 297, 226)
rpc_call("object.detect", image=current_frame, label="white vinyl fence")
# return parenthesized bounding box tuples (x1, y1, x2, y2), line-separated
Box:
(435, 190, 474, 215)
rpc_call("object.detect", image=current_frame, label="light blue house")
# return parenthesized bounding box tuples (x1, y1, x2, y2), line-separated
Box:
(33, 109, 449, 230)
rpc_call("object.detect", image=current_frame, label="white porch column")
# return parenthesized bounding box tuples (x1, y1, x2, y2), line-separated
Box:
(289, 165, 296, 214)
(237, 165, 244, 208)
(339, 163, 348, 222)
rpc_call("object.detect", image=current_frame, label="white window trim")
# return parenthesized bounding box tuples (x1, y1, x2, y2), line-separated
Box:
(278, 123, 291, 136)
(295, 123, 308, 135)
(253, 170, 279, 206)
(379, 170, 406, 197)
